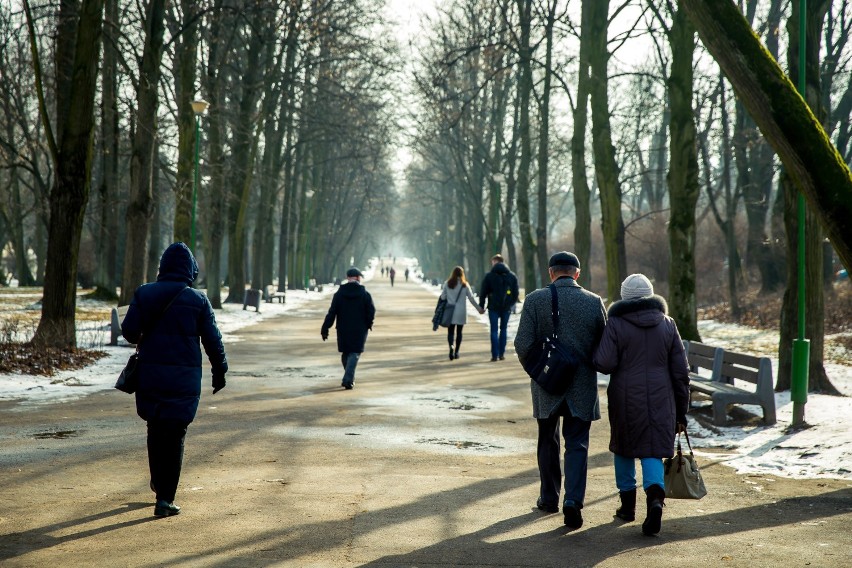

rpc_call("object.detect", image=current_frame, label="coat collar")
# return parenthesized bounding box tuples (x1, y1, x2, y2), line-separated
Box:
(607, 295, 668, 317)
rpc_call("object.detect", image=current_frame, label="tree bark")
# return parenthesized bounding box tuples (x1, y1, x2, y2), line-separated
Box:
(93, 0, 119, 297)
(223, 11, 265, 303)
(30, 0, 104, 348)
(571, 0, 593, 290)
(514, 0, 538, 292)
(534, 0, 556, 285)
(666, 7, 701, 341)
(172, 0, 200, 247)
(589, 0, 627, 302)
(119, 0, 167, 305)
(681, 0, 852, 273)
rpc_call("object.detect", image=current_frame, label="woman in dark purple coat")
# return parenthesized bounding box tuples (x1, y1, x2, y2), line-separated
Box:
(593, 274, 690, 536)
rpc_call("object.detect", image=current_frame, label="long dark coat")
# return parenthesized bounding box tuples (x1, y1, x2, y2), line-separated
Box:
(592, 295, 690, 459)
(122, 242, 228, 425)
(321, 281, 376, 353)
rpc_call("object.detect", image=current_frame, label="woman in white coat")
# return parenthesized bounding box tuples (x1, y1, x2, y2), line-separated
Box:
(440, 266, 484, 360)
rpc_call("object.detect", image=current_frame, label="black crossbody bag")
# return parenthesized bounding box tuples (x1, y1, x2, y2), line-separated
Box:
(115, 286, 188, 394)
(522, 284, 585, 395)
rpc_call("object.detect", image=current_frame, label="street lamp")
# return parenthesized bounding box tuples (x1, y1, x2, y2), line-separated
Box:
(190, 99, 209, 254)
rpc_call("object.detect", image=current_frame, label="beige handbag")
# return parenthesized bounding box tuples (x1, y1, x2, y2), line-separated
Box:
(664, 430, 707, 499)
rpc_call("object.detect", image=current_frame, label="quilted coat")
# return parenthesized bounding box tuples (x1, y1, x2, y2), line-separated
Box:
(122, 243, 228, 424)
(592, 295, 690, 458)
(514, 277, 607, 421)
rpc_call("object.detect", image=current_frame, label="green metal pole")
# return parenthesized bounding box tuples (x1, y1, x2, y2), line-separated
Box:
(791, 0, 810, 426)
(191, 114, 200, 254)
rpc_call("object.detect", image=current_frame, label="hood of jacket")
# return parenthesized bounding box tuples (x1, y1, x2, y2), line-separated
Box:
(490, 262, 510, 275)
(157, 242, 198, 284)
(337, 280, 367, 298)
(607, 295, 667, 328)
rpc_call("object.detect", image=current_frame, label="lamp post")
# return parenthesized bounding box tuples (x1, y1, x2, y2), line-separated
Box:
(791, 1, 809, 426)
(190, 99, 209, 254)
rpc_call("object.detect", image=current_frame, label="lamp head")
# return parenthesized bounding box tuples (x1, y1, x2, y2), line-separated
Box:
(191, 99, 209, 115)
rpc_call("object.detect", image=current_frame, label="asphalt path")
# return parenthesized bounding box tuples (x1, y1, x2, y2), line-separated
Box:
(0, 278, 849, 567)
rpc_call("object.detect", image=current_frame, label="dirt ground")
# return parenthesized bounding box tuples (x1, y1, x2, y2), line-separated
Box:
(0, 279, 850, 567)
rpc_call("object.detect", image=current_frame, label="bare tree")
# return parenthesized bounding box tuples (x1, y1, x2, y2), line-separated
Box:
(26, 0, 105, 348)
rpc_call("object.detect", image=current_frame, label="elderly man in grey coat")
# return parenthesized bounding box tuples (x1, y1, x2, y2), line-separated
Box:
(514, 251, 607, 530)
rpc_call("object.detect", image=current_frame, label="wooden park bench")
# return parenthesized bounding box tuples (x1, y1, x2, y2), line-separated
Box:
(683, 340, 776, 426)
(109, 305, 130, 346)
(264, 285, 286, 303)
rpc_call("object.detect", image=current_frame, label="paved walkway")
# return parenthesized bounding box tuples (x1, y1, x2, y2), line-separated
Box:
(0, 278, 849, 567)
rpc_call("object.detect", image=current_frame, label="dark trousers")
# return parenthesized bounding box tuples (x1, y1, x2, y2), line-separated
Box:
(536, 402, 591, 508)
(447, 325, 464, 350)
(340, 352, 361, 386)
(147, 418, 189, 503)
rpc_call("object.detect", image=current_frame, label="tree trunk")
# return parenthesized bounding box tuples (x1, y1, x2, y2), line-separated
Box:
(172, 0, 200, 247)
(119, 0, 167, 305)
(94, 0, 119, 297)
(589, 0, 627, 302)
(681, 0, 852, 273)
(535, 0, 556, 285)
(224, 13, 265, 303)
(666, 7, 701, 341)
(514, 0, 537, 292)
(572, 0, 593, 290)
(30, 0, 105, 348)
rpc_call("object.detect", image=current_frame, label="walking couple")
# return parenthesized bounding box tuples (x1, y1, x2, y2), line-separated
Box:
(515, 251, 690, 536)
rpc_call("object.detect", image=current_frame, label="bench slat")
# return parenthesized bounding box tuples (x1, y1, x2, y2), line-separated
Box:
(719, 362, 759, 384)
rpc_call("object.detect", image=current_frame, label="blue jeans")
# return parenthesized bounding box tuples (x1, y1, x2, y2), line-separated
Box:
(488, 309, 510, 358)
(613, 454, 665, 492)
(340, 352, 361, 386)
(536, 402, 591, 508)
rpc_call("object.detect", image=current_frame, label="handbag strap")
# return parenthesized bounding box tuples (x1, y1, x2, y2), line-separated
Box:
(138, 286, 189, 346)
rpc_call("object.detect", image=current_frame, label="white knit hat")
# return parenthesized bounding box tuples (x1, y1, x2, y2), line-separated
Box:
(620, 273, 653, 300)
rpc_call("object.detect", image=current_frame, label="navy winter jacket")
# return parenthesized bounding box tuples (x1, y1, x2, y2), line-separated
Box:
(321, 281, 375, 353)
(122, 243, 228, 424)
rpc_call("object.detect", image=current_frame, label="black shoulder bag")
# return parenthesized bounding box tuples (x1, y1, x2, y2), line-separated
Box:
(522, 284, 585, 395)
(115, 286, 188, 394)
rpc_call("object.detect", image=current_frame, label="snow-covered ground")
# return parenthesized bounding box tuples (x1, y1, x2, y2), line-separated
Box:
(1, 257, 850, 481)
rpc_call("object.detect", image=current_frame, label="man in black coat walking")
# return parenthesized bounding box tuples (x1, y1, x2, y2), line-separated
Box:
(321, 267, 376, 389)
(478, 254, 520, 361)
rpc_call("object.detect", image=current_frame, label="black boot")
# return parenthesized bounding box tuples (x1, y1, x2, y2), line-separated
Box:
(454, 340, 461, 359)
(642, 484, 665, 536)
(615, 488, 636, 522)
(448, 346, 454, 360)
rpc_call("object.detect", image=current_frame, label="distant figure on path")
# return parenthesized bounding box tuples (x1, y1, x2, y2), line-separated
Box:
(478, 254, 519, 361)
(593, 273, 690, 536)
(122, 242, 228, 518)
(389, 267, 396, 286)
(404, 268, 410, 282)
(514, 251, 606, 530)
(439, 266, 484, 360)
(321, 267, 376, 389)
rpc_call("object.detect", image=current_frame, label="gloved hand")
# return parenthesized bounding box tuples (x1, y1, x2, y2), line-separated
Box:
(676, 420, 687, 434)
(212, 374, 226, 394)
(321, 330, 328, 341)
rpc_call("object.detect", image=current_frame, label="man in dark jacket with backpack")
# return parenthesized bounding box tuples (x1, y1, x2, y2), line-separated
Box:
(321, 267, 376, 389)
(478, 254, 520, 361)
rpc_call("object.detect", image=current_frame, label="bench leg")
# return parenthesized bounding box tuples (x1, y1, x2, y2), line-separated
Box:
(711, 395, 729, 426)
(761, 403, 776, 426)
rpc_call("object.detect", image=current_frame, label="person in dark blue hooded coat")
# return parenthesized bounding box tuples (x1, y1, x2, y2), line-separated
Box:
(122, 242, 228, 517)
